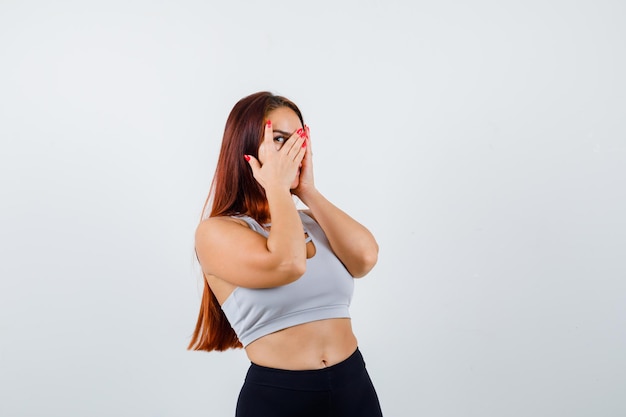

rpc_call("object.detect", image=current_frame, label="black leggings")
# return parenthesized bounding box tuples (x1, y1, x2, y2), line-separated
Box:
(236, 348, 383, 417)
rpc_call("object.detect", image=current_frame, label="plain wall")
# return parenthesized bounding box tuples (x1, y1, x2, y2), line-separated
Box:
(1, 0, 624, 416)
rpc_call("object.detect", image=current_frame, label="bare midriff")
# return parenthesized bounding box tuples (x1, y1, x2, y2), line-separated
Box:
(244, 318, 358, 370)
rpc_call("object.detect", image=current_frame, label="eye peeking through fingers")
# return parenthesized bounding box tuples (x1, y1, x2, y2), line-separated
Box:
(273, 136, 287, 145)
(273, 136, 287, 150)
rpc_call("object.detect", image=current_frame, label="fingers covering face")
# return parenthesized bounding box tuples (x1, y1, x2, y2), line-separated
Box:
(263, 119, 274, 147)
(284, 128, 308, 162)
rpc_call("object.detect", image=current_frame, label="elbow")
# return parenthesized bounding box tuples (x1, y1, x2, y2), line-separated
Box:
(277, 257, 307, 285)
(350, 245, 379, 278)
(291, 258, 307, 281)
(363, 248, 379, 273)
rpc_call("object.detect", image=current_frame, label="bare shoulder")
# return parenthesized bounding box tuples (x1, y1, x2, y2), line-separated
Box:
(196, 216, 249, 238)
(196, 216, 250, 248)
(194, 216, 257, 276)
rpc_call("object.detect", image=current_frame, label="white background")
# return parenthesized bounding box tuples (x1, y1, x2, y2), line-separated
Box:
(1, 1, 625, 416)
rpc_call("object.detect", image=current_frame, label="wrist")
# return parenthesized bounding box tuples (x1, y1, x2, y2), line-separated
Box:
(265, 185, 295, 202)
(296, 187, 322, 207)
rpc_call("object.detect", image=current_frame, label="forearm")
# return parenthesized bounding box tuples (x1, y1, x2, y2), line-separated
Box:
(299, 189, 378, 277)
(265, 187, 307, 270)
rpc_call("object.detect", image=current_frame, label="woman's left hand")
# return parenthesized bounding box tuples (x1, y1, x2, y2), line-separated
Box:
(290, 124, 379, 277)
(293, 125, 316, 199)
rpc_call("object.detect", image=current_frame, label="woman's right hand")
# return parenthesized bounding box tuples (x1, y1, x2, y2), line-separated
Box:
(245, 120, 307, 192)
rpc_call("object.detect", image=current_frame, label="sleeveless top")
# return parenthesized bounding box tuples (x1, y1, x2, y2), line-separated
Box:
(220, 211, 354, 347)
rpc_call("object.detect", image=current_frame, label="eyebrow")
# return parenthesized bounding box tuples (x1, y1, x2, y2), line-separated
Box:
(272, 129, 293, 136)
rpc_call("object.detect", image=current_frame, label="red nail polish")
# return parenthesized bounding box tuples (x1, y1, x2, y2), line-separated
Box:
(301, 140, 307, 148)
(297, 128, 304, 135)
(244, 155, 250, 161)
(266, 120, 272, 127)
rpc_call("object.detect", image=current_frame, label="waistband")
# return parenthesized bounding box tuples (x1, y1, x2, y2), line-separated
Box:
(244, 348, 367, 391)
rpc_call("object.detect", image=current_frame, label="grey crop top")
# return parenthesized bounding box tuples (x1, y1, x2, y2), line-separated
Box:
(220, 211, 354, 347)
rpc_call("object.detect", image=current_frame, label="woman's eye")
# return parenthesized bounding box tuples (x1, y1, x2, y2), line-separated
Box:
(274, 136, 286, 144)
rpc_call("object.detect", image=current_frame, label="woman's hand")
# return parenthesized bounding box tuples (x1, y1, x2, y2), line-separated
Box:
(293, 125, 317, 199)
(245, 120, 307, 192)
(290, 125, 378, 277)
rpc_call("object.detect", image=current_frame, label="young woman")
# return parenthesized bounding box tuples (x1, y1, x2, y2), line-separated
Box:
(189, 91, 383, 417)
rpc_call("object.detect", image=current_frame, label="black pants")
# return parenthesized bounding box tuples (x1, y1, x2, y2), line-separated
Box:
(236, 348, 383, 417)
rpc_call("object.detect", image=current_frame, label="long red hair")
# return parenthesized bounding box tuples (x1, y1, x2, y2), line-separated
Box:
(188, 92, 304, 351)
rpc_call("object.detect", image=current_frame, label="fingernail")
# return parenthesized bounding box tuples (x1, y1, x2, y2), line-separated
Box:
(244, 155, 251, 161)
(296, 128, 304, 135)
(301, 140, 307, 148)
(266, 120, 272, 127)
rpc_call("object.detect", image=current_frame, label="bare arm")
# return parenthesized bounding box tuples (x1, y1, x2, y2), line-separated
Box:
(294, 126, 378, 278)
(195, 121, 308, 288)
(301, 191, 378, 278)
